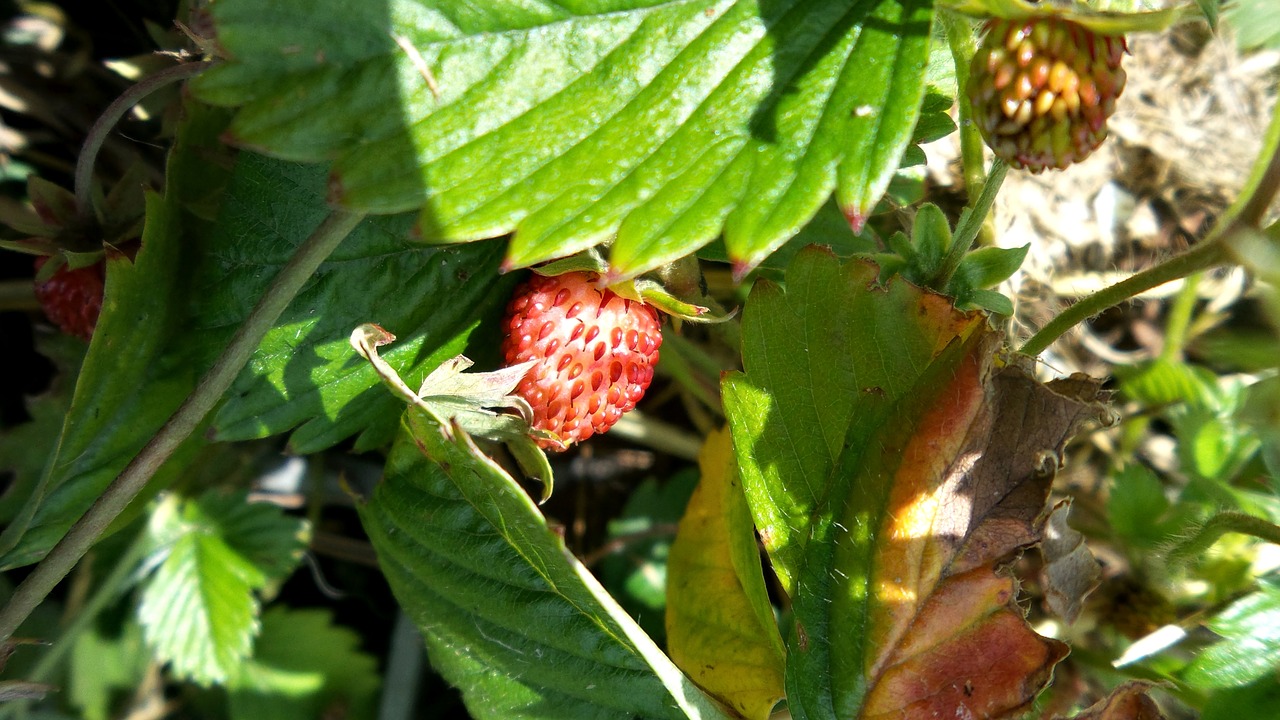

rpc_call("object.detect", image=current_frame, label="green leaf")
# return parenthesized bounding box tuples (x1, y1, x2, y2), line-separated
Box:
(950, 244, 1029, 291)
(911, 89, 958, 147)
(205, 157, 519, 454)
(69, 619, 149, 720)
(193, 0, 936, 279)
(0, 105, 222, 569)
(138, 490, 308, 686)
(357, 407, 730, 720)
(698, 199, 879, 274)
(1106, 464, 1174, 550)
(1202, 676, 1280, 719)
(960, 288, 1013, 316)
(1195, 0, 1219, 28)
(667, 428, 785, 720)
(1115, 358, 1220, 410)
(1190, 329, 1280, 373)
(1184, 579, 1280, 689)
(909, 203, 951, 278)
(1225, 0, 1280, 51)
(0, 104, 514, 569)
(0, 335, 84, 526)
(229, 607, 381, 720)
(722, 248, 985, 593)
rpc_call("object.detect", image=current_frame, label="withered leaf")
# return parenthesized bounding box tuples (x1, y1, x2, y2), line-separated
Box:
(1060, 681, 1167, 720)
(723, 247, 1109, 719)
(1041, 499, 1103, 624)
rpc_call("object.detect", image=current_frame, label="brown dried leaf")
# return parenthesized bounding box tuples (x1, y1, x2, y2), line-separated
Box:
(1061, 681, 1167, 720)
(1041, 499, 1103, 624)
(861, 361, 1106, 719)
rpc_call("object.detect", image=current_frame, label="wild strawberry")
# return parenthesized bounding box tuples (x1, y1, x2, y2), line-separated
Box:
(501, 272, 662, 451)
(968, 16, 1127, 172)
(33, 256, 104, 341)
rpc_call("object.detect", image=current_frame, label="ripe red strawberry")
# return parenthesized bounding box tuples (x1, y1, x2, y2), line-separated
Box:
(33, 256, 104, 341)
(968, 16, 1127, 172)
(501, 271, 662, 451)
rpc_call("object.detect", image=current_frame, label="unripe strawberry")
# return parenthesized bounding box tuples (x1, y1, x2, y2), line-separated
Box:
(967, 16, 1127, 172)
(33, 256, 104, 341)
(501, 272, 662, 451)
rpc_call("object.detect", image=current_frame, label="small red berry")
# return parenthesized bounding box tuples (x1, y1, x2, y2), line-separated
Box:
(501, 272, 662, 451)
(33, 256, 104, 341)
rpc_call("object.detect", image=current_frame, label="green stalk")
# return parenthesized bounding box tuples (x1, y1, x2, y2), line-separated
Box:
(0, 209, 366, 644)
(1165, 511, 1280, 569)
(1160, 272, 1201, 361)
(74, 61, 211, 220)
(0, 532, 149, 720)
(943, 14, 987, 204)
(930, 158, 1008, 290)
(1021, 74, 1280, 358)
(0, 279, 37, 312)
(1020, 240, 1227, 357)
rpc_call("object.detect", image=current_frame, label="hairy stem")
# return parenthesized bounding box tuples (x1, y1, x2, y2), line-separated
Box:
(0, 209, 366, 644)
(943, 12, 990, 238)
(930, 158, 1008, 291)
(1022, 86, 1280, 357)
(1165, 511, 1280, 569)
(1020, 240, 1227, 356)
(75, 61, 211, 219)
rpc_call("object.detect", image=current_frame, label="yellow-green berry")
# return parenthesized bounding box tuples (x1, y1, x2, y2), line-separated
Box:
(967, 16, 1127, 172)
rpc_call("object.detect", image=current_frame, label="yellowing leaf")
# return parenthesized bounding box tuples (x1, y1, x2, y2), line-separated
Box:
(723, 247, 1109, 718)
(667, 428, 785, 720)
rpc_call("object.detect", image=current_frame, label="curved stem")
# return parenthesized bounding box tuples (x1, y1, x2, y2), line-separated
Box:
(1021, 83, 1280, 358)
(0, 208, 366, 644)
(609, 410, 702, 461)
(1165, 511, 1280, 569)
(1019, 239, 1228, 357)
(75, 61, 211, 219)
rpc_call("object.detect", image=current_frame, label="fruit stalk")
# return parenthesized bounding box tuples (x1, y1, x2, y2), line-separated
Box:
(75, 61, 211, 220)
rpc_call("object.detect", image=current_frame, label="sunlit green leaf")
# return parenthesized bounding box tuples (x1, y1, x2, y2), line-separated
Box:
(1184, 579, 1280, 689)
(194, 0, 936, 280)
(722, 247, 1102, 718)
(138, 491, 308, 686)
(1115, 358, 1219, 410)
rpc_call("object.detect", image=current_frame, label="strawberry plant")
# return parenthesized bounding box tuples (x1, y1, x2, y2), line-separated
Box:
(0, 0, 1278, 718)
